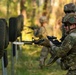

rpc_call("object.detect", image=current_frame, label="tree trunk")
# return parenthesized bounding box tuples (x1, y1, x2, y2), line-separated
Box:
(20, 0, 26, 13)
(20, 0, 27, 25)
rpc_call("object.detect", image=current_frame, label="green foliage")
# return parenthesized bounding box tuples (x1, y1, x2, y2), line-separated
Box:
(0, 0, 7, 5)
(24, 0, 33, 14)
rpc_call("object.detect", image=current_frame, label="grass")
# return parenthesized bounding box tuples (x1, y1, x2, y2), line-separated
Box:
(0, 44, 67, 75)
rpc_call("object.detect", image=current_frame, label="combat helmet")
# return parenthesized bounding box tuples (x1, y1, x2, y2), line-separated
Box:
(62, 13, 76, 24)
(64, 3, 76, 13)
(39, 16, 47, 23)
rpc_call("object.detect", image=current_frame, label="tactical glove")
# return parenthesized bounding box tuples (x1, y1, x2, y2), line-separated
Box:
(38, 39, 51, 47)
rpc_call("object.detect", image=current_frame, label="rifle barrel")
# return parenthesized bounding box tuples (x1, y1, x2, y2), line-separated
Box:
(13, 41, 33, 45)
(22, 41, 33, 45)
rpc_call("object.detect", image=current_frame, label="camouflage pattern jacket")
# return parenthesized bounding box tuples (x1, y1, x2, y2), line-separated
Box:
(51, 29, 76, 70)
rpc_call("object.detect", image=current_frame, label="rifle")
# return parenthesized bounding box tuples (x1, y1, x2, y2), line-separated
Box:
(22, 36, 61, 47)
(13, 36, 61, 46)
(20, 36, 65, 46)
(28, 25, 39, 30)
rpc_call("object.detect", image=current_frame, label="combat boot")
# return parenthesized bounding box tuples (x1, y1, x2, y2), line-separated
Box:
(39, 59, 45, 69)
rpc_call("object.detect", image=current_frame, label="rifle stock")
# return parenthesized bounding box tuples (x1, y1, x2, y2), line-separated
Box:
(28, 26, 39, 30)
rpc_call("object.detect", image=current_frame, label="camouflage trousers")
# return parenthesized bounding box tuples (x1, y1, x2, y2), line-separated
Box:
(66, 70, 76, 75)
(39, 46, 61, 68)
(39, 46, 51, 68)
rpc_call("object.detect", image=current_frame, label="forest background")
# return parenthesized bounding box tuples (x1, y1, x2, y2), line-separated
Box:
(0, 0, 76, 75)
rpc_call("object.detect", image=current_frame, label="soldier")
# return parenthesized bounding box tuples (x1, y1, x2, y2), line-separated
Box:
(31, 11, 54, 68)
(56, 3, 76, 64)
(39, 13, 76, 75)
(33, 14, 51, 68)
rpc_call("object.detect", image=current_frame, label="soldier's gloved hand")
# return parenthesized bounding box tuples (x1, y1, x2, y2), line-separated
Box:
(38, 39, 51, 47)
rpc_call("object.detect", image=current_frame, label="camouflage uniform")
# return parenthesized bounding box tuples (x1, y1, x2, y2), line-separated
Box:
(49, 13, 76, 75)
(34, 25, 47, 39)
(39, 46, 51, 68)
(36, 26, 52, 68)
(33, 15, 52, 68)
